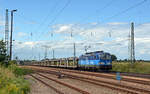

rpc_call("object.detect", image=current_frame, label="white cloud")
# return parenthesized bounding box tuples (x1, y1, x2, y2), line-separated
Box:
(12, 22, 150, 60)
(17, 32, 27, 37)
(0, 30, 4, 34)
(0, 15, 4, 26)
(0, 21, 4, 26)
(25, 21, 37, 25)
(90, 22, 98, 25)
(52, 24, 73, 34)
(107, 22, 128, 25)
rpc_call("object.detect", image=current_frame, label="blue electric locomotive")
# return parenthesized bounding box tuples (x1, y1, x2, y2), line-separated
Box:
(78, 51, 112, 70)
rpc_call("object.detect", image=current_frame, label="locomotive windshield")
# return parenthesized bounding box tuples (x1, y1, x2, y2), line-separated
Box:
(100, 53, 111, 60)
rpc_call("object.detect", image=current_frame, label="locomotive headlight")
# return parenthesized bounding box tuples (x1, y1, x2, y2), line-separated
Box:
(99, 62, 104, 64)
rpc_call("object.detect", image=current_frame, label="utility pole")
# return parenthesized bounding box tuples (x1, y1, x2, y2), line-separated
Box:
(128, 28, 131, 61)
(39, 53, 41, 61)
(44, 47, 48, 59)
(5, 9, 9, 56)
(52, 49, 55, 59)
(41, 45, 51, 60)
(73, 43, 76, 66)
(84, 45, 91, 53)
(10, 9, 17, 60)
(130, 22, 135, 64)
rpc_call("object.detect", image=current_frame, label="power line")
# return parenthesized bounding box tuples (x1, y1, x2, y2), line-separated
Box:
(101, 0, 147, 22)
(33, 0, 60, 37)
(65, 0, 115, 38)
(47, 0, 71, 26)
(80, 0, 115, 23)
(17, 12, 37, 24)
(39, 0, 71, 39)
(79, 0, 147, 39)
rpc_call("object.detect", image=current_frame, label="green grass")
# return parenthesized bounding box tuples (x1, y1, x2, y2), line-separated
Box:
(112, 61, 150, 74)
(0, 65, 31, 94)
(9, 65, 33, 77)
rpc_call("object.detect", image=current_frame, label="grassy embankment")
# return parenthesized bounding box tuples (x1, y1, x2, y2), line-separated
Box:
(112, 61, 150, 74)
(0, 62, 32, 94)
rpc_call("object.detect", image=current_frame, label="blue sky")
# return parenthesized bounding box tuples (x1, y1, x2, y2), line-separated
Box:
(0, 0, 150, 60)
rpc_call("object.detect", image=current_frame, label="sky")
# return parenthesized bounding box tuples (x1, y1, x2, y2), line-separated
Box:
(0, 0, 150, 60)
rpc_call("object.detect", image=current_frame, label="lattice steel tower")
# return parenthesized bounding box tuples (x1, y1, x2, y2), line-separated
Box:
(5, 9, 9, 56)
(130, 22, 135, 63)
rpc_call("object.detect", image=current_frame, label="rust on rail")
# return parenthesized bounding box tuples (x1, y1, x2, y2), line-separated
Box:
(37, 73, 90, 94)
(30, 74, 64, 94)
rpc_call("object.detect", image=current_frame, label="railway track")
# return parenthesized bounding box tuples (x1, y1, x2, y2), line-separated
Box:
(101, 70, 150, 79)
(119, 72, 150, 79)
(31, 73, 90, 94)
(26, 66, 150, 94)
(30, 66, 150, 86)
(23, 66, 150, 94)
(37, 73, 90, 94)
(35, 69, 150, 94)
(32, 65, 150, 79)
(30, 74, 64, 94)
(65, 69, 150, 86)
(37, 72, 138, 94)
(30, 65, 150, 80)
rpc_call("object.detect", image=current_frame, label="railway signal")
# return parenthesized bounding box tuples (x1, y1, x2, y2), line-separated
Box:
(116, 72, 122, 83)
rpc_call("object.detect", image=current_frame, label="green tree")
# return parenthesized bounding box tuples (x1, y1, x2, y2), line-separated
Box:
(0, 40, 7, 63)
(111, 54, 117, 61)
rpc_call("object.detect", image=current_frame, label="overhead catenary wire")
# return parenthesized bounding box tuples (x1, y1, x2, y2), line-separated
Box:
(67, 0, 115, 38)
(33, 0, 60, 39)
(32, 0, 114, 44)
(17, 12, 37, 24)
(100, 0, 147, 23)
(38, 0, 71, 40)
(21, 0, 149, 60)
(61, 0, 118, 43)
(79, 0, 115, 23)
(48, 0, 71, 26)
(59, 0, 116, 45)
(79, 0, 147, 41)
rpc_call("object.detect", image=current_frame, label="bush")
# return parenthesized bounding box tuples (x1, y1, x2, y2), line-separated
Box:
(0, 66, 31, 94)
(112, 61, 150, 74)
(13, 67, 32, 77)
(8, 64, 33, 76)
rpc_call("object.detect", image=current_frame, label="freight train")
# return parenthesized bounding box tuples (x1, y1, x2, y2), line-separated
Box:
(29, 51, 112, 70)
(78, 51, 112, 70)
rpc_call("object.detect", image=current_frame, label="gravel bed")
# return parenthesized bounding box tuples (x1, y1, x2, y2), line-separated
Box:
(24, 66, 150, 81)
(34, 74, 80, 94)
(62, 71, 150, 91)
(23, 66, 150, 93)
(97, 72, 150, 81)
(43, 73, 126, 94)
(25, 75, 57, 94)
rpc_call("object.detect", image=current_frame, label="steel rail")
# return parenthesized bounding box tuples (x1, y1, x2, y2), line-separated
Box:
(37, 73, 90, 94)
(42, 67, 150, 85)
(34, 69, 150, 94)
(30, 74, 64, 94)
(33, 69, 139, 94)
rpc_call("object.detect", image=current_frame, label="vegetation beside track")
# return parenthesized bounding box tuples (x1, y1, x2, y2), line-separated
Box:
(112, 61, 150, 74)
(0, 62, 32, 94)
(0, 40, 32, 94)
